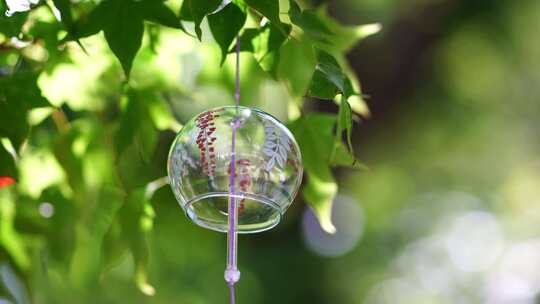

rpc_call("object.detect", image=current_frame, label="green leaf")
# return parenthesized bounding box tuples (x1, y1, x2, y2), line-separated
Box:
(0, 144, 16, 178)
(208, 2, 246, 65)
(69, 186, 125, 287)
(289, 114, 338, 233)
(0, 96, 27, 151)
(289, 1, 381, 52)
(306, 50, 356, 154)
(289, 1, 333, 44)
(141, 0, 183, 30)
(68, 0, 186, 76)
(336, 94, 353, 154)
(235, 23, 291, 77)
(277, 38, 316, 96)
(39, 187, 77, 265)
(52, 0, 74, 28)
(63, 0, 112, 41)
(0, 189, 30, 269)
(244, 0, 287, 33)
(309, 50, 355, 98)
(0, 1, 27, 36)
(114, 89, 158, 163)
(53, 121, 88, 193)
(119, 189, 155, 295)
(304, 172, 337, 234)
(178, 0, 193, 21)
(336, 23, 382, 51)
(180, 0, 222, 40)
(0, 69, 51, 149)
(146, 94, 181, 131)
(289, 113, 361, 231)
(103, 0, 144, 78)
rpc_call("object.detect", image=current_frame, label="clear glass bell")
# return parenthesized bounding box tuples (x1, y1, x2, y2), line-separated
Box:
(168, 106, 303, 233)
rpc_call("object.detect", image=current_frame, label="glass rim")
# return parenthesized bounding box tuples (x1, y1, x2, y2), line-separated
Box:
(183, 191, 283, 234)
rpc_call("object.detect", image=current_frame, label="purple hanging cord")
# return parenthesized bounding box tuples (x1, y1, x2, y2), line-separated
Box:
(224, 35, 242, 304)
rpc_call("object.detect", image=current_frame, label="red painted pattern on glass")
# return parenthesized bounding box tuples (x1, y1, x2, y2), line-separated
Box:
(236, 159, 251, 214)
(226, 159, 251, 214)
(195, 110, 221, 177)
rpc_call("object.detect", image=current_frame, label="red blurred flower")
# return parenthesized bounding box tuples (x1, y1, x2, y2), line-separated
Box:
(0, 176, 16, 188)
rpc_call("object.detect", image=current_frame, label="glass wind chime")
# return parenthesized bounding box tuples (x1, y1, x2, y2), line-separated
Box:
(167, 36, 303, 303)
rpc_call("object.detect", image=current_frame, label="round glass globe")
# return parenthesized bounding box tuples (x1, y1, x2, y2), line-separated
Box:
(168, 106, 303, 233)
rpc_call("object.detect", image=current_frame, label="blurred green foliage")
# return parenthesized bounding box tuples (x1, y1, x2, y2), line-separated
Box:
(3, 0, 539, 303)
(0, 0, 379, 302)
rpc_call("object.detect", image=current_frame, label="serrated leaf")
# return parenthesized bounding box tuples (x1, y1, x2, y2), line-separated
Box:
(208, 2, 246, 65)
(180, 0, 222, 40)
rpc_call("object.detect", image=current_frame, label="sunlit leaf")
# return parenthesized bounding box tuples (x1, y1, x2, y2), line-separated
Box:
(0, 189, 30, 269)
(303, 172, 337, 234)
(290, 1, 381, 52)
(289, 114, 339, 233)
(277, 38, 316, 96)
(235, 23, 291, 77)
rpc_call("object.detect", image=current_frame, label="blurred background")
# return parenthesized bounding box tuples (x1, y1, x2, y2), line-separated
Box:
(2, 0, 540, 303)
